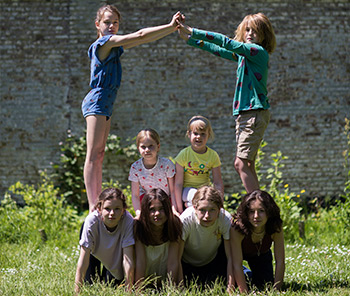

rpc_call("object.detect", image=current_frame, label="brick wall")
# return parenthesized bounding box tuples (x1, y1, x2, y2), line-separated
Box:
(0, 0, 349, 199)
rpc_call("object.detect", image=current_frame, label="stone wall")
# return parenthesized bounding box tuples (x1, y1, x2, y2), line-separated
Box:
(1, 0, 349, 199)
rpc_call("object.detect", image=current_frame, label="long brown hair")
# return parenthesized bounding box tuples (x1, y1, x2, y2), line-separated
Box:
(233, 190, 282, 236)
(234, 13, 276, 54)
(134, 189, 182, 246)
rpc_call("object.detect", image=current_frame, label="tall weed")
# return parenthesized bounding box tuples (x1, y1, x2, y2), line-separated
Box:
(265, 151, 302, 242)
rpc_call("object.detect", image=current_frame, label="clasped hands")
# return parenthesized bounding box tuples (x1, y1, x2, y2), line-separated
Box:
(171, 12, 193, 41)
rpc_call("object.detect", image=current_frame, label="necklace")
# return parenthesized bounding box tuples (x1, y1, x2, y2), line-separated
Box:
(255, 237, 263, 256)
(252, 229, 265, 235)
(252, 229, 265, 256)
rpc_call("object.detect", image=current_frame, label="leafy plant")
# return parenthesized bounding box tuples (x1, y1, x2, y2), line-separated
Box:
(255, 139, 267, 190)
(264, 150, 302, 241)
(51, 130, 138, 212)
(343, 117, 350, 198)
(223, 192, 241, 214)
(0, 171, 79, 247)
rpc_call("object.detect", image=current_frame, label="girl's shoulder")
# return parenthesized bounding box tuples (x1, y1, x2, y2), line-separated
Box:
(123, 211, 134, 223)
(130, 158, 143, 168)
(232, 227, 245, 240)
(83, 210, 101, 229)
(158, 157, 175, 167)
(175, 146, 192, 160)
(206, 146, 220, 155)
(179, 145, 192, 154)
(271, 229, 284, 241)
(220, 208, 233, 220)
(88, 35, 112, 53)
(88, 35, 124, 60)
(239, 43, 269, 62)
(232, 219, 248, 236)
(179, 206, 196, 223)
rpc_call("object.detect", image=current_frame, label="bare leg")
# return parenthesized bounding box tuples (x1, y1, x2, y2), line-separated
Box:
(84, 115, 111, 211)
(234, 156, 259, 193)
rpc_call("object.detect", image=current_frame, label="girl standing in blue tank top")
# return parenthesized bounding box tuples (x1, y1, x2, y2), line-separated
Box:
(82, 5, 183, 211)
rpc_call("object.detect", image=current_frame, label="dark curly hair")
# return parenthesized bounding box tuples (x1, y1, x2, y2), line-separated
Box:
(134, 189, 182, 246)
(233, 190, 282, 236)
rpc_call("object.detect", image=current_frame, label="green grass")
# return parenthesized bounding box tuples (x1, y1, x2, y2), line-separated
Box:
(0, 236, 349, 296)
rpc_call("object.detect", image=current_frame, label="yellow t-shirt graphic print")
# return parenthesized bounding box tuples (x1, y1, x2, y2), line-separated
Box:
(175, 146, 221, 188)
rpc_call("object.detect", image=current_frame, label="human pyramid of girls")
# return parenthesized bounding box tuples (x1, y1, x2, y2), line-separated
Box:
(75, 4, 285, 294)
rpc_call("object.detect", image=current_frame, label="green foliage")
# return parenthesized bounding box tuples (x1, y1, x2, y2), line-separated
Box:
(0, 194, 31, 243)
(339, 117, 350, 224)
(255, 139, 267, 189)
(51, 130, 87, 210)
(343, 117, 350, 198)
(265, 151, 302, 242)
(223, 192, 241, 214)
(305, 206, 350, 246)
(51, 130, 138, 211)
(266, 151, 288, 197)
(0, 172, 79, 247)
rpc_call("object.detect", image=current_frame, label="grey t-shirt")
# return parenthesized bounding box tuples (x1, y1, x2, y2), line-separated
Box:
(80, 210, 135, 280)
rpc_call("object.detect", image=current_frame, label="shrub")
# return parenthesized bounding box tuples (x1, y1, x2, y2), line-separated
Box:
(51, 130, 138, 212)
(265, 151, 302, 242)
(0, 172, 79, 247)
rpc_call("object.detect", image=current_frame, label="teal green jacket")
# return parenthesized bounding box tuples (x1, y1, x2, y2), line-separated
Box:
(188, 28, 270, 115)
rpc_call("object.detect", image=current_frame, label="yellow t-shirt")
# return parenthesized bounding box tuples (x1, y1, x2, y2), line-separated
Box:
(175, 146, 221, 188)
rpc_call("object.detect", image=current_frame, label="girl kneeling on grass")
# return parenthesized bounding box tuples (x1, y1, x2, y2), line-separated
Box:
(75, 188, 134, 293)
(134, 188, 183, 287)
(179, 186, 233, 291)
(231, 190, 285, 292)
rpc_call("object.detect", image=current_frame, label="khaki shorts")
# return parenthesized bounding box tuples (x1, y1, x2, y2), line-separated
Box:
(235, 109, 270, 161)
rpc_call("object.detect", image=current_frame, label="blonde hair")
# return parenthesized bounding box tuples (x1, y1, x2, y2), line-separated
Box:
(234, 13, 276, 54)
(136, 128, 160, 147)
(192, 186, 223, 209)
(186, 115, 214, 140)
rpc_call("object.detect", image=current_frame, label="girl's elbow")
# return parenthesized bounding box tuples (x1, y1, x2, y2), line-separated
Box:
(124, 257, 135, 270)
(175, 183, 183, 190)
(135, 30, 147, 40)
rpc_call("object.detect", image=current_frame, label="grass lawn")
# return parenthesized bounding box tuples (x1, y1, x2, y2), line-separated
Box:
(0, 231, 349, 296)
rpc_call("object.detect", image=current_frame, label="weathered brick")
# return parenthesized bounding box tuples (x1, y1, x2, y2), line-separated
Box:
(0, 0, 349, 199)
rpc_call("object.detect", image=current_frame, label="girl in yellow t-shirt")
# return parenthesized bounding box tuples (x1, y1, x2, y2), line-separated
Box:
(174, 115, 224, 213)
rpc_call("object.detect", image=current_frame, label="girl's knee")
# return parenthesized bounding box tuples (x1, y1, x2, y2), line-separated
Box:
(234, 157, 255, 173)
(87, 148, 105, 163)
(234, 157, 244, 171)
